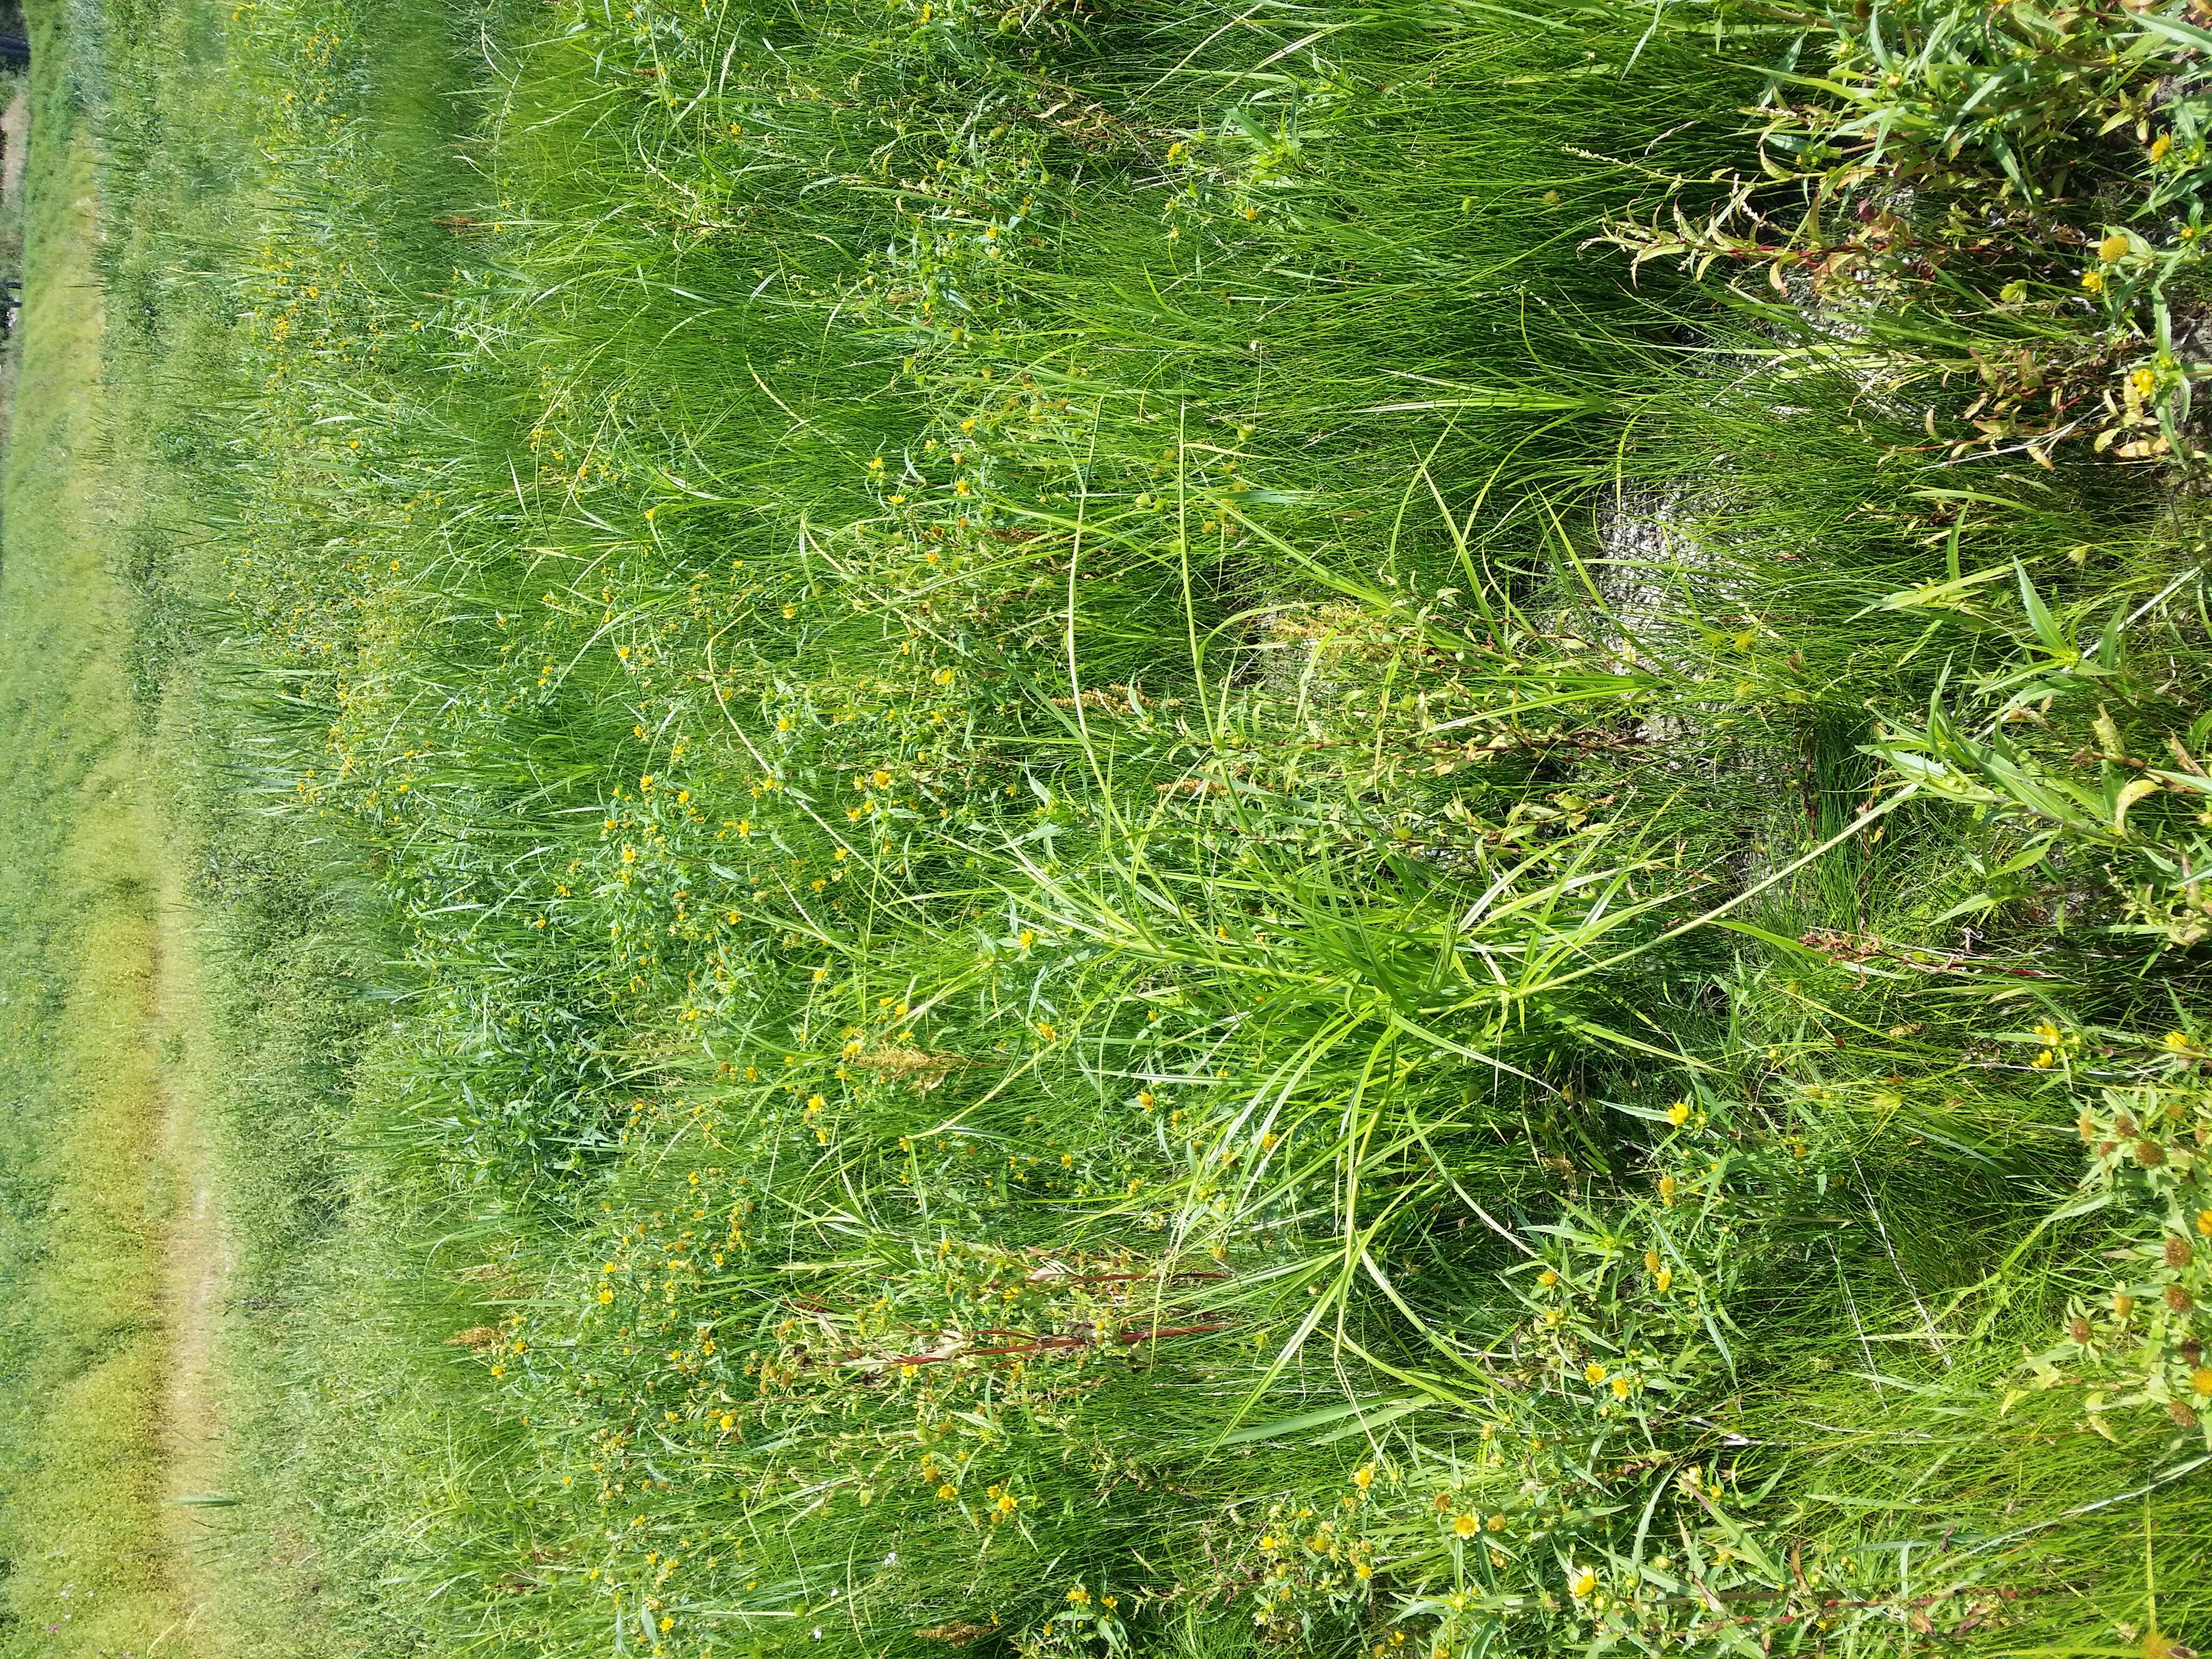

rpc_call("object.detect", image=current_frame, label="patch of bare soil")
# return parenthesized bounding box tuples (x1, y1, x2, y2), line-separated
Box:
(2, 86, 25, 204)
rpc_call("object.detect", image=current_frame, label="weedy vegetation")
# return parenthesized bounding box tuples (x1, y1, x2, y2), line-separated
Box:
(13, 0, 2212, 1654)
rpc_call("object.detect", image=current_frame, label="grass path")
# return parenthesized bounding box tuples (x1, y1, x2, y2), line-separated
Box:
(0, 48, 230, 1659)
(154, 863, 229, 1641)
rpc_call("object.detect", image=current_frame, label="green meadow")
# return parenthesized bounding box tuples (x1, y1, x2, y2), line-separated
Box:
(4, 0, 2212, 1654)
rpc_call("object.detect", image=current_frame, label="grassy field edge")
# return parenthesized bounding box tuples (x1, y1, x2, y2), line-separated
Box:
(1, 3, 490, 1653)
(0, 16, 188, 1650)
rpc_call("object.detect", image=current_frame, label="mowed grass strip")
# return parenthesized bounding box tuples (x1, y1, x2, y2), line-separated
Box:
(0, 40, 181, 1658)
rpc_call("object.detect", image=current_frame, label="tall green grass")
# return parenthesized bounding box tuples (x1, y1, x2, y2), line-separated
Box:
(71, 0, 2212, 1654)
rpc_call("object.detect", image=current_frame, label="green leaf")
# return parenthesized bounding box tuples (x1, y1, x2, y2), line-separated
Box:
(2138, 10, 2212, 56)
(1215, 1395, 1426, 1446)
(2016, 564, 2072, 655)
(1869, 562, 2010, 612)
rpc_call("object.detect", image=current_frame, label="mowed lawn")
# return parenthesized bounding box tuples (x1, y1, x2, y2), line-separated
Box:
(0, 38, 178, 1658)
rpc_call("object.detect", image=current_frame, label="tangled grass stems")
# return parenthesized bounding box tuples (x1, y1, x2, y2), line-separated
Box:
(47, 0, 2212, 1653)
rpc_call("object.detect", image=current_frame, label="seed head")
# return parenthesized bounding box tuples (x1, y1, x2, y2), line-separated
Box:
(2166, 1283, 2194, 1314)
(2137, 1140, 2166, 1167)
(2170, 1399, 2200, 1429)
(2069, 1316, 2093, 1345)
(2167, 1236, 2194, 1271)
